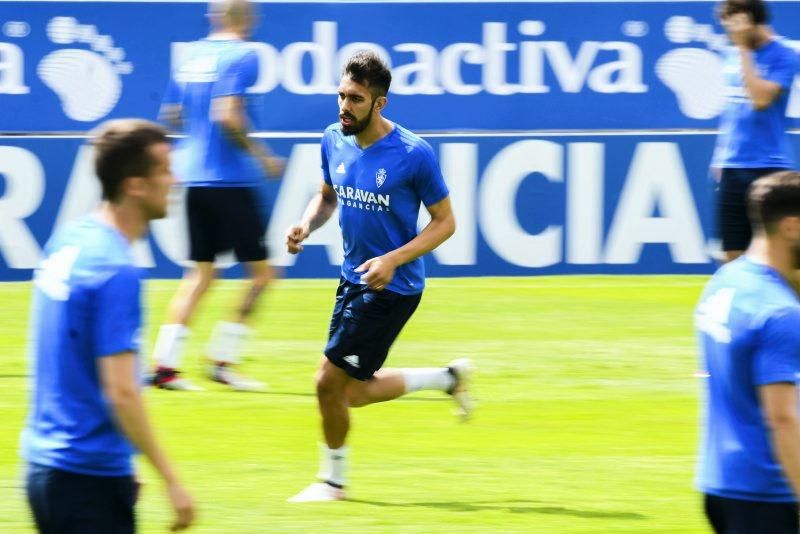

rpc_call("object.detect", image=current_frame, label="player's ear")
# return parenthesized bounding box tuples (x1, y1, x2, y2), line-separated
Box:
(375, 96, 387, 113)
(779, 216, 800, 242)
(120, 176, 148, 200)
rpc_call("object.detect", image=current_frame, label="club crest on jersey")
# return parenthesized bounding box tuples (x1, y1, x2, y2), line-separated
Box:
(376, 168, 387, 188)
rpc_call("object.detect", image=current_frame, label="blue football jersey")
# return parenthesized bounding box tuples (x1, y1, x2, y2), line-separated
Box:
(713, 38, 799, 169)
(21, 216, 142, 476)
(164, 38, 263, 187)
(695, 257, 800, 502)
(321, 123, 449, 295)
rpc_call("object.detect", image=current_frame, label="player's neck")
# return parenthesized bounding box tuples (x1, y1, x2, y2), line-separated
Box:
(751, 26, 773, 49)
(749, 236, 799, 289)
(355, 117, 393, 149)
(97, 202, 149, 243)
(208, 30, 243, 41)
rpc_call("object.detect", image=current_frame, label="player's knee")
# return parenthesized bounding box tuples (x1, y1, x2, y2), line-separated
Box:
(315, 364, 347, 402)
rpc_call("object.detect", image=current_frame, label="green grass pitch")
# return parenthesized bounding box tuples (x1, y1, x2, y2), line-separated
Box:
(0, 276, 710, 533)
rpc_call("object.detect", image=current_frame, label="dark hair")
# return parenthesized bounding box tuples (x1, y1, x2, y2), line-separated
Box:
(747, 171, 800, 233)
(717, 0, 769, 25)
(343, 50, 392, 97)
(91, 119, 169, 202)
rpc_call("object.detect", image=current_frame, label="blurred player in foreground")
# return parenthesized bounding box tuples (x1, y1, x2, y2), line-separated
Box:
(152, 0, 283, 391)
(696, 171, 800, 533)
(21, 120, 194, 532)
(285, 51, 473, 503)
(711, 0, 798, 263)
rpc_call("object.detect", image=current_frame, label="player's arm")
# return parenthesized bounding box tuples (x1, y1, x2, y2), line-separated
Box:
(212, 95, 284, 177)
(159, 103, 183, 133)
(99, 354, 194, 531)
(760, 382, 800, 498)
(357, 196, 455, 290)
(724, 13, 785, 110)
(738, 51, 784, 110)
(286, 181, 338, 254)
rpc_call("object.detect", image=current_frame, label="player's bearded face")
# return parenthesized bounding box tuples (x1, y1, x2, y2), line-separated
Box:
(340, 98, 376, 136)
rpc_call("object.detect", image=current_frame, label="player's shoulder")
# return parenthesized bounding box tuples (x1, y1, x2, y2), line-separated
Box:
(393, 123, 435, 159)
(768, 37, 799, 62)
(322, 122, 344, 141)
(55, 217, 132, 266)
(218, 41, 257, 67)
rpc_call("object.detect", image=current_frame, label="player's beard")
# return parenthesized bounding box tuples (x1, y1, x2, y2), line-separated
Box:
(340, 99, 376, 136)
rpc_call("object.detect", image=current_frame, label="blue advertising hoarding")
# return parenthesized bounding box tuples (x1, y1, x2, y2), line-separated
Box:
(1, 1, 798, 132)
(3, 130, 785, 281)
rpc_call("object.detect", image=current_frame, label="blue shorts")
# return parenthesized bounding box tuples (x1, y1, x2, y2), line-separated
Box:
(26, 463, 137, 534)
(324, 278, 421, 380)
(718, 168, 787, 252)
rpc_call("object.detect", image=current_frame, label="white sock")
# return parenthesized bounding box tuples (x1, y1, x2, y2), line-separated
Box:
(206, 321, 249, 365)
(401, 368, 455, 393)
(153, 324, 188, 369)
(318, 444, 348, 487)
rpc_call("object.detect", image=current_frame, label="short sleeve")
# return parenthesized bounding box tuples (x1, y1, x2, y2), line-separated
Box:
(753, 307, 800, 386)
(321, 134, 332, 186)
(212, 50, 259, 98)
(413, 141, 449, 207)
(93, 266, 142, 358)
(764, 46, 799, 91)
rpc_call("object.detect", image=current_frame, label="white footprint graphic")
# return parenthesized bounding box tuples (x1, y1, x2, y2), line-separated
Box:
(37, 16, 132, 122)
(656, 49, 725, 119)
(657, 16, 727, 120)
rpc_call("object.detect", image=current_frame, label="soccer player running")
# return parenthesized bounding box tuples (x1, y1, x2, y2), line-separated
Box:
(712, 0, 799, 263)
(21, 120, 194, 532)
(285, 51, 473, 503)
(696, 171, 800, 533)
(152, 0, 284, 391)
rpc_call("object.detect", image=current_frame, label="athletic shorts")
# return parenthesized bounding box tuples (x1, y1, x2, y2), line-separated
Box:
(187, 186, 268, 262)
(718, 168, 786, 252)
(323, 278, 422, 380)
(704, 493, 799, 534)
(26, 463, 137, 534)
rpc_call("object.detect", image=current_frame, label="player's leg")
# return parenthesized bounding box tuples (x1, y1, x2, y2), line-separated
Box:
(345, 361, 474, 418)
(152, 187, 221, 390)
(718, 168, 752, 264)
(207, 187, 270, 391)
(152, 263, 216, 390)
(205, 260, 271, 391)
(289, 280, 355, 502)
(338, 288, 474, 417)
(287, 357, 351, 503)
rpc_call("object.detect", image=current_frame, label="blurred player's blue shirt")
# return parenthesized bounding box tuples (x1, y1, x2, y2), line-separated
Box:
(713, 38, 799, 169)
(695, 257, 800, 502)
(21, 216, 142, 476)
(321, 122, 449, 295)
(164, 38, 263, 187)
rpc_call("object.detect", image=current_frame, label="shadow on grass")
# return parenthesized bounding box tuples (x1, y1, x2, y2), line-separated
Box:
(218, 390, 448, 402)
(346, 499, 646, 520)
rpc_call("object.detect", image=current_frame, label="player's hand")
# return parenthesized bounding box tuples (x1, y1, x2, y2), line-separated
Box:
(262, 156, 286, 178)
(355, 256, 397, 291)
(166, 482, 194, 531)
(723, 13, 754, 48)
(286, 224, 310, 254)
